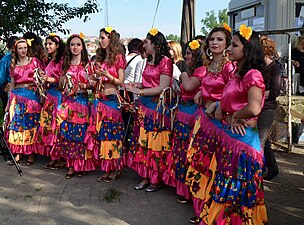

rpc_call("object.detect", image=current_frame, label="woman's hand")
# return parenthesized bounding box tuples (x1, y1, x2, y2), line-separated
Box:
(205, 102, 216, 118)
(194, 91, 203, 105)
(214, 104, 224, 121)
(230, 113, 247, 136)
(128, 82, 143, 89)
(59, 76, 66, 89)
(125, 84, 140, 95)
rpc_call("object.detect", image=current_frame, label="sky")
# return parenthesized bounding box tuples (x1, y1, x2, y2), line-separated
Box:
(54, 0, 230, 38)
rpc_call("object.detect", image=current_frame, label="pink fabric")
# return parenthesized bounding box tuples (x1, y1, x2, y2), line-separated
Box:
(66, 158, 96, 172)
(45, 59, 63, 83)
(142, 56, 173, 88)
(91, 54, 127, 82)
(11, 57, 43, 84)
(181, 66, 206, 100)
(10, 143, 44, 155)
(201, 61, 235, 102)
(221, 69, 265, 114)
(66, 64, 89, 86)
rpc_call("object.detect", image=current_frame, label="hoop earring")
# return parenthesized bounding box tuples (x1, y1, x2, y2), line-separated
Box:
(223, 49, 227, 57)
(206, 48, 213, 59)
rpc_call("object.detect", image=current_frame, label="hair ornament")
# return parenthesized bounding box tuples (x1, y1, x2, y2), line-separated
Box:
(188, 40, 200, 50)
(105, 26, 113, 34)
(149, 28, 158, 36)
(79, 32, 85, 39)
(239, 24, 252, 41)
(26, 38, 34, 46)
(49, 33, 57, 37)
(48, 33, 60, 42)
(223, 23, 232, 33)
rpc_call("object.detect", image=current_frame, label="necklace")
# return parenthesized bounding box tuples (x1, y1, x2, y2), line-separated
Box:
(209, 61, 220, 73)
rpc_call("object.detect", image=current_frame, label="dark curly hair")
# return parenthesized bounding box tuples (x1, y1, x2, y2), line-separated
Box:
(146, 30, 171, 65)
(62, 34, 89, 74)
(95, 28, 125, 66)
(234, 30, 267, 79)
(45, 34, 65, 64)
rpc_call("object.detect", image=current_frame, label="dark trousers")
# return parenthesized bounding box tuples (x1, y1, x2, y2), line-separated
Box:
(257, 108, 279, 174)
(0, 88, 8, 116)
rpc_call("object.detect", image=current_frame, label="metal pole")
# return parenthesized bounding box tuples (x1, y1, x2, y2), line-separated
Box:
(287, 34, 292, 154)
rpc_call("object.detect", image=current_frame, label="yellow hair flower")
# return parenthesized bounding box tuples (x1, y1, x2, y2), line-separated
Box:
(26, 38, 34, 46)
(49, 33, 57, 37)
(79, 32, 85, 39)
(223, 23, 232, 33)
(149, 28, 158, 36)
(189, 40, 200, 50)
(239, 24, 252, 41)
(105, 26, 113, 34)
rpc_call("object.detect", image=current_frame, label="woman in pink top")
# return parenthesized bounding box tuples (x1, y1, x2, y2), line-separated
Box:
(126, 28, 173, 192)
(51, 34, 93, 178)
(189, 26, 268, 224)
(185, 26, 234, 224)
(38, 33, 65, 169)
(6, 38, 44, 165)
(84, 27, 127, 183)
(163, 40, 205, 202)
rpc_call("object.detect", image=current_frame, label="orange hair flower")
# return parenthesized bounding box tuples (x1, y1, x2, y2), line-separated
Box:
(239, 24, 252, 41)
(79, 32, 85, 39)
(149, 28, 158, 36)
(188, 40, 200, 50)
(223, 23, 232, 33)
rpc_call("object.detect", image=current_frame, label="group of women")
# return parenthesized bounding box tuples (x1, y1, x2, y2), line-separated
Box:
(5, 23, 275, 224)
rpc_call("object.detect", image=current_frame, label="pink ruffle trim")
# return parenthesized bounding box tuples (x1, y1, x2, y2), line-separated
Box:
(176, 110, 196, 125)
(66, 158, 96, 172)
(9, 143, 44, 155)
(97, 156, 126, 172)
(10, 93, 41, 113)
(162, 170, 177, 187)
(176, 181, 191, 200)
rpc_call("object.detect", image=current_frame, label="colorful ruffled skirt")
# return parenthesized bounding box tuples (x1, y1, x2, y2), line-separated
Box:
(186, 109, 267, 224)
(84, 94, 125, 172)
(163, 99, 197, 199)
(7, 86, 43, 155)
(50, 93, 95, 172)
(37, 85, 62, 157)
(127, 96, 172, 184)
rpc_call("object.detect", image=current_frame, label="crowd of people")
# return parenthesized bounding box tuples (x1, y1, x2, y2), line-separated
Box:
(0, 23, 291, 224)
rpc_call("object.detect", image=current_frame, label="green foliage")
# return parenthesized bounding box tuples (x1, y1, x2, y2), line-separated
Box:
(166, 34, 180, 42)
(200, 9, 228, 36)
(0, 0, 100, 41)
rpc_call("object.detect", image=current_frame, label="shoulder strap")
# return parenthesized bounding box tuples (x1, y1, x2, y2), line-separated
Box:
(126, 54, 139, 68)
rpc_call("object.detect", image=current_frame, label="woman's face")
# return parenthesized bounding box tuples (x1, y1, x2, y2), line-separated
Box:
(143, 38, 155, 55)
(228, 35, 244, 63)
(45, 39, 58, 55)
(184, 47, 193, 66)
(208, 31, 227, 55)
(16, 42, 28, 58)
(69, 37, 83, 57)
(99, 31, 110, 49)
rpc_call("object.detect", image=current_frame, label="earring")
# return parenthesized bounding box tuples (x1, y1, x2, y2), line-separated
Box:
(206, 48, 213, 59)
(223, 49, 227, 57)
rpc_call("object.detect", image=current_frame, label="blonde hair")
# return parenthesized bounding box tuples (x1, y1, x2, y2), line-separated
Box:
(295, 35, 304, 51)
(168, 41, 184, 63)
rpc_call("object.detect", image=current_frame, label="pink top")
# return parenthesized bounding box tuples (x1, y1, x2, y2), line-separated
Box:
(180, 66, 206, 100)
(201, 61, 235, 102)
(66, 64, 89, 86)
(45, 59, 63, 83)
(11, 57, 43, 84)
(142, 56, 173, 88)
(221, 69, 265, 115)
(97, 54, 126, 83)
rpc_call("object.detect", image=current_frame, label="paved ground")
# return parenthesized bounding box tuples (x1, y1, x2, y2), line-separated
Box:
(0, 146, 303, 225)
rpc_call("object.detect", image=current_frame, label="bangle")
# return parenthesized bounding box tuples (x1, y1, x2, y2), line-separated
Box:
(110, 76, 115, 83)
(139, 89, 144, 96)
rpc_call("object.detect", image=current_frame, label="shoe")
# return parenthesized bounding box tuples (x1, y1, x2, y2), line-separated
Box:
(65, 172, 76, 179)
(44, 161, 57, 169)
(134, 182, 150, 190)
(26, 155, 34, 166)
(77, 172, 87, 177)
(177, 196, 189, 204)
(189, 216, 201, 224)
(50, 161, 66, 170)
(26, 161, 34, 166)
(263, 171, 279, 181)
(145, 183, 162, 192)
(97, 175, 108, 182)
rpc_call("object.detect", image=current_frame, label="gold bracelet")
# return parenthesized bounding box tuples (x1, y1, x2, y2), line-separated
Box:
(139, 89, 144, 96)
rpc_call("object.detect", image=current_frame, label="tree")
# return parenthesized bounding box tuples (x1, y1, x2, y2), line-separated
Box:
(200, 9, 228, 36)
(0, 0, 100, 42)
(166, 34, 180, 42)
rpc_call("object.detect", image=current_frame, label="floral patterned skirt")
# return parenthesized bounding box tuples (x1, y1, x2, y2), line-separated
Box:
(7, 86, 43, 155)
(50, 93, 95, 172)
(84, 94, 125, 172)
(127, 96, 172, 184)
(37, 86, 62, 157)
(163, 100, 197, 199)
(185, 109, 267, 224)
